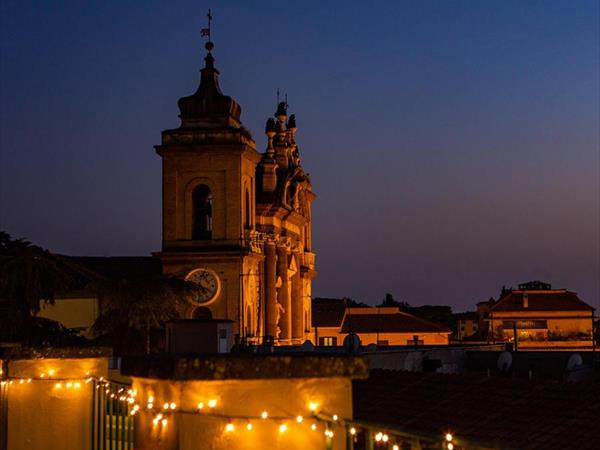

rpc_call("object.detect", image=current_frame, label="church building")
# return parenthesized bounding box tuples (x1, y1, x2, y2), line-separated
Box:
(155, 39, 316, 345)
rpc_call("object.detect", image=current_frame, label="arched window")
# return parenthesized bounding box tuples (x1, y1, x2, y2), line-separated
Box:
(192, 185, 213, 240)
(244, 188, 251, 229)
(193, 306, 212, 320)
(245, 304, 255, 336)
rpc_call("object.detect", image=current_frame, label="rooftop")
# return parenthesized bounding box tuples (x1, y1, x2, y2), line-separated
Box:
(353, 369, 600, 450)
(492, 290, 594, 312)
(341, 311, 450, 334)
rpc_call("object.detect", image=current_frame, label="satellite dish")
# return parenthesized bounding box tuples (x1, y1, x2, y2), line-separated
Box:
(300, 340, 315, 352)
(343, 333, 361, 353)
(497, 351, 513, 372)
(566, 353, 583, 371)
(403, 352, 423, 372)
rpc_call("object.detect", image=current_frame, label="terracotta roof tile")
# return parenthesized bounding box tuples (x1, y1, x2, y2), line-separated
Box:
(492, 291, 594, 312)
(341, 312, 450, 334)
(353, 369, 600, 449)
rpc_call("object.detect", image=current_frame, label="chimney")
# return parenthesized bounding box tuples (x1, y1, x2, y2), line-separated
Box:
(523, 293, 528, 308)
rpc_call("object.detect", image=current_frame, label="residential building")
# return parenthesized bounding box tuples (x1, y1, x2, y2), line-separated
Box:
(489, 281, 595, 349)
(312, 300, 451, 346)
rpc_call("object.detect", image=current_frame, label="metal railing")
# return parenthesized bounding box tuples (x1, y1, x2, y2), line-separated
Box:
(92, 379, 134, 450)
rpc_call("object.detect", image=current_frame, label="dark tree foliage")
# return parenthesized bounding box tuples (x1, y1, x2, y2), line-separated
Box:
(92, 276, 197, 355)
(343, 297, 370, 307)
(0, 231, 85, 345)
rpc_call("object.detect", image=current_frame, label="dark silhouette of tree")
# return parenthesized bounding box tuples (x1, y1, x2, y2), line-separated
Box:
(93, 276, 195, 355)
(343, 297, 370, 307)
(0, 231, 77, 344)
(377, 293, 404, 307)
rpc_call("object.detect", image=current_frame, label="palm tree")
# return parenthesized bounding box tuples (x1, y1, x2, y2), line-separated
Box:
(93, 276, 194, 355)
(0, 231, 74, 342)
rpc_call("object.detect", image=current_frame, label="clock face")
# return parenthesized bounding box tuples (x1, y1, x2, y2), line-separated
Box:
(185, 268, 220, 305)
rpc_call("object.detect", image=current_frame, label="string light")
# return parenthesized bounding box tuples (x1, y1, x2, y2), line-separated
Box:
(1, 374, 461, 448)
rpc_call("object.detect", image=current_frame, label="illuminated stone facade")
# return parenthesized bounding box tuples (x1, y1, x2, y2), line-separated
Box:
(155, 42, 316, 344)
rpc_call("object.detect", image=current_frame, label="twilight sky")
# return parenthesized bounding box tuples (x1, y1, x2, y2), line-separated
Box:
(1, 1, 598, 311)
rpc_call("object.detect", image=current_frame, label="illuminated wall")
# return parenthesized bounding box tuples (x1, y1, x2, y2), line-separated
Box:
(3, 356, 109, 450)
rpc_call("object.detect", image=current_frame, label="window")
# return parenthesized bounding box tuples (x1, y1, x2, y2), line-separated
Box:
(244, 188, 252, 229)
(319, 337, 337, 346)
(502, 320, 548, 330)
(377, 340, 389, 346)
(192, 185, 213, 239)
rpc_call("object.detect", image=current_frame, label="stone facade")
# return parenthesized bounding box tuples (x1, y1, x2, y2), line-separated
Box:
(155, 42, 316, 345)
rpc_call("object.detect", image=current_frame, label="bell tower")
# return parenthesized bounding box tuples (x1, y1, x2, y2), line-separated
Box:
(155, 35, 263, 337)
(155, 16, 316, 345)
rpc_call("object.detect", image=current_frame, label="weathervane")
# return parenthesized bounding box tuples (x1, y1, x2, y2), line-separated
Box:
(201, 9, 214, 51)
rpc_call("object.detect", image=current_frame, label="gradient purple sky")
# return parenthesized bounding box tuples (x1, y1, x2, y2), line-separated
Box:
(1, 1, 598, 311)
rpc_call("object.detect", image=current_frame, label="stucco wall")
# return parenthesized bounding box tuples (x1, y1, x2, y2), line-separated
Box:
(5, 357, 108, 450)
(132, 376, 353, 450)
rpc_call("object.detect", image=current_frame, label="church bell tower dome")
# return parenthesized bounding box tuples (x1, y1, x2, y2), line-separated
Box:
(177, 42, 242, 129)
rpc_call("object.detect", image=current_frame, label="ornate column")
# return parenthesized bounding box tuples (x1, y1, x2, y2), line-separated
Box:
(264, 240, 278, 339)
(291, 252, 304, 344)
(277, 245, 291, 342)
